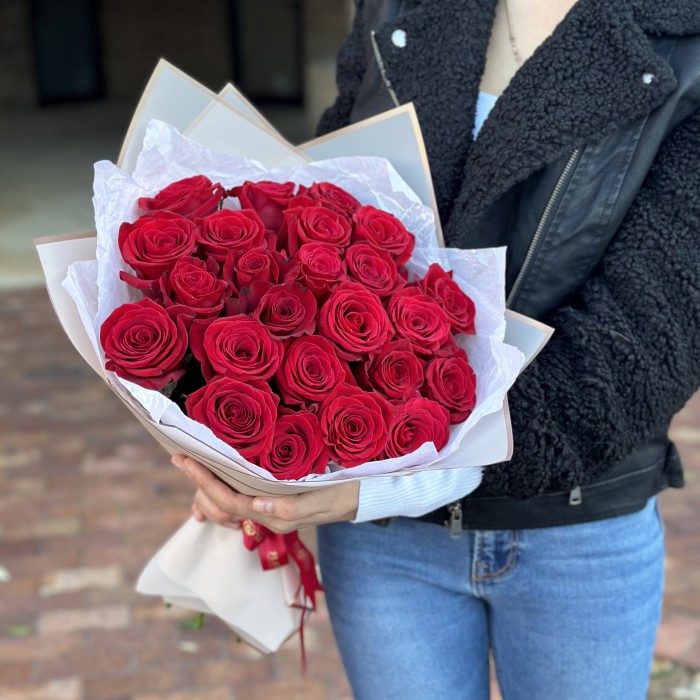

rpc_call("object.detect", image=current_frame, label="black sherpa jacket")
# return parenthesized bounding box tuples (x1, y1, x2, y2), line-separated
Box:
(318, 0, 700, 528)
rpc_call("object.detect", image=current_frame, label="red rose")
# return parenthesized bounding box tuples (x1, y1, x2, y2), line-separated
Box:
(185, 377, 278, 461)
(190, 315, 283, 383)
(259, 410, 329, 479)
(417, 263, 476, 334)
(345, 243, 405, 297)
(282, 206, 352, 257)
(383, 397, 451, 458)
(100, 298, 191, 390)
(352, 205, 415, 265)
(249, 282, 317, 339)
(275, 335, 353, 406)
(159, 257, 228, 319)
(388, 287, 451, 355)
(363, 340, 425, 400)
(294, 242, 347, 298)
(424, 356, 477, 423)
(137, 175, 226, 219)
(319, 384, 395, 467)
(197, 209, 266, 262)
(319, 282, 394, 361)
(222, 247, 298, 293)
(435, 333, 469, 360)
(304, 181, 361, 218)
(229, 180, 299, 232)
(118, 212, 198, 280)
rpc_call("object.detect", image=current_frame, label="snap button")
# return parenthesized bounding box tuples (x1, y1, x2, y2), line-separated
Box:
(391, 29, 407, 48)
(641, 72, 656, 85)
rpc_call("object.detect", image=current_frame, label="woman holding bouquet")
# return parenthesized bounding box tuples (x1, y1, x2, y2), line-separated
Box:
(174, 0, 700, 697)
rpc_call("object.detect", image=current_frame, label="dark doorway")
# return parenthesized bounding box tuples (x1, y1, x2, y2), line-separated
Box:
(30, 0, 104, 104)
(229, 0, 304, 105)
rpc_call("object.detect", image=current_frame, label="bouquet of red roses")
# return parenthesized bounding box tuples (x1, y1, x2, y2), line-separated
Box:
(100, 172, 480, 481)
(61, 119, 523, 490)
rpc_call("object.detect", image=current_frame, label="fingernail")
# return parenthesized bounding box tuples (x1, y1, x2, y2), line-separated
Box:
(225, 521, 241, 530)
(254, 499, 273, 514)
(171, 456, 183, 469)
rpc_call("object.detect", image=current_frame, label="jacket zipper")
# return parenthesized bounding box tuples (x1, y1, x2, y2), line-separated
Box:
(447, 502, 464, 538)
(506, 148, 581, 309)
(370, 30, 401, 107)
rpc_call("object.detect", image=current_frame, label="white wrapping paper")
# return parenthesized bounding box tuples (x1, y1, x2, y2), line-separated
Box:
(136, 518, 306, 653)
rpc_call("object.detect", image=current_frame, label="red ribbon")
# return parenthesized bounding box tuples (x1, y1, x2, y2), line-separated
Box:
(242, 519, 324, 670)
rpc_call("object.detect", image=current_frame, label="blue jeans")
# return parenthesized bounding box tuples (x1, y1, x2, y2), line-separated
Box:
(317, 498, 664, 700)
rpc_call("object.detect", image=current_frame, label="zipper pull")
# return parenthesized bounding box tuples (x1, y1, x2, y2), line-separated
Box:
(447, 502, 464, 539)
(569, 486, 582, 506)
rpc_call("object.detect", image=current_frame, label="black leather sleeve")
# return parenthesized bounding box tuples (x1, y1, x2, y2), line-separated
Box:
(483, 109, 700, 499)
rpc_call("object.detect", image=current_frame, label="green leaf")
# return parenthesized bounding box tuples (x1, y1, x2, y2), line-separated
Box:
(179, 613, 206, 631)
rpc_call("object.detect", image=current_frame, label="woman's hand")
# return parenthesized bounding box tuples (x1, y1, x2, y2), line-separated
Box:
(171, 454, 360, 534)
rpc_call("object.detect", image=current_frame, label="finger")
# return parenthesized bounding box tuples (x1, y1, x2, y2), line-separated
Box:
(173, 456, 255, 518)
(251, 484, 359, 533)
(191, 501, 206, 522)
(194, 488, 242, 528)
(251, 494, 320, 533)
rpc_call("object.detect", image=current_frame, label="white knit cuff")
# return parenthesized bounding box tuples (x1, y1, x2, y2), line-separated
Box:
(352, 467, 484, 523)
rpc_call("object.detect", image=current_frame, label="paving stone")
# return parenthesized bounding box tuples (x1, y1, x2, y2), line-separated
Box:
(83, 668, 181, 700)
(184, 657, 275, 688)
(33, 648, 131, 683)
(656, 615, 700, 663)
(37, 604, 130, 635)
(0, 677, 83, 700)
(0, 516, 82, 542)
(0, 661, 32, 685)
(235, 679, 330, 700)
(39, 565, 123, 597)
(133, 688, 233, 700)
(0, 633, 84, 662)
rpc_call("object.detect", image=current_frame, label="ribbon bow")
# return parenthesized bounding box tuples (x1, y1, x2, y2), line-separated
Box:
(242, 519, 324, 670)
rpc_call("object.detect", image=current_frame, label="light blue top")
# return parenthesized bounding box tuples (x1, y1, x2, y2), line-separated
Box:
(473, 91, 499, 138)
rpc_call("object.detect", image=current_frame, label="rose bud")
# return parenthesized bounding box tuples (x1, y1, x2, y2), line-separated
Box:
(363, 340, 425, 401)
(319, 282, 394, 361)
(190, 315, 283, 382)
(319, 384, 395, 467)
(249, 281, 318, 339)
(118, 212, 198, 280)
(197, 209, 266, 262)
(228, 180, 299, 232)
(351, 205, 415, 265)
(294, 242, 347, 298)
(345, 243, 406, 297)
(185, 377, 278, 461)
(417, 263, 476, 334)
(159, 256, 228, 319)
(383, 397, 451, 458)
(281, 205, 352, 257)
(259, 410, 329, 480)
(137, 175, 226, 219)
(424, 355, 477, 423)
(100, 298, 192, 390)
(304, 181, 362, 218)
(275, 335, 354, 406)
(387, 287, 451, 355)
(222, 247, 298, 293)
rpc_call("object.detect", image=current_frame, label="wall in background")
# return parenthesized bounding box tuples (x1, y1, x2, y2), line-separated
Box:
(0, 0, 351, 129)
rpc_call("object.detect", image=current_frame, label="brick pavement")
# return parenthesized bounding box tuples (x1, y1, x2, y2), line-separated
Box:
(0, 287, 698, 700)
